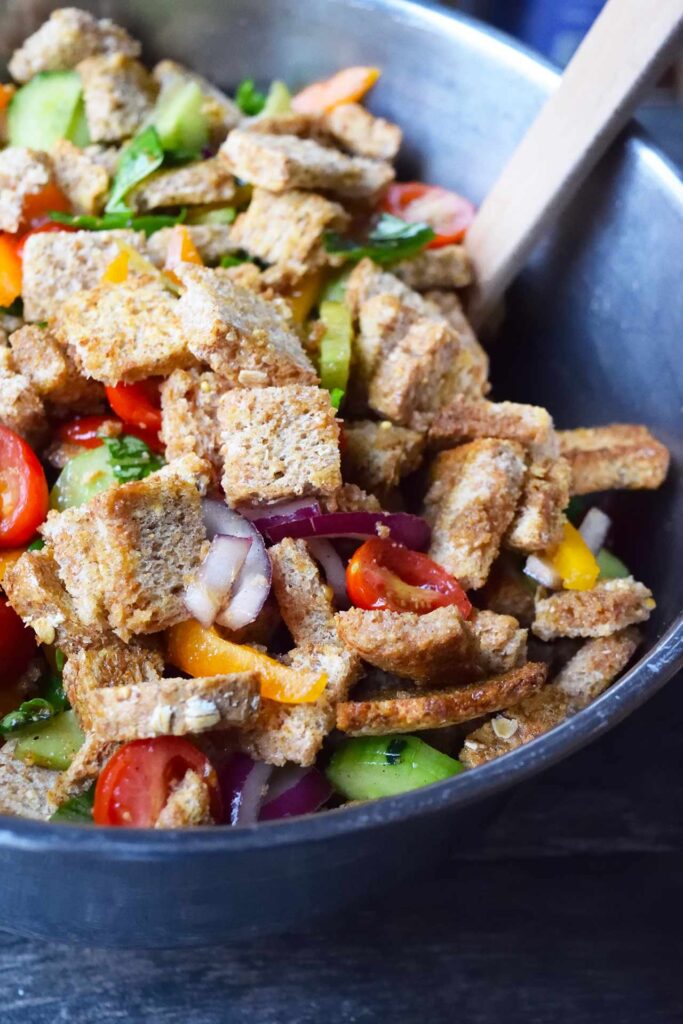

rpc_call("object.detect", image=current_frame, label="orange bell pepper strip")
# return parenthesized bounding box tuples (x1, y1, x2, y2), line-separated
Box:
(166, 619, 328, 705)
(551, 521, 600, 591)
(292, 66, 381, 115)
(0, 84, 15, 111)
(0, 233, 23, 307)
(164, 224, 203, 285)
(101, 248, 130, 284)
(21, 183, 70, 228)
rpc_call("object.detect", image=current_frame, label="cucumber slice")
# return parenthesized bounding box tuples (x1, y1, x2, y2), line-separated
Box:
(186, 205, 236, 226)
(66, 94, 91, 148)
(319, 300, 353, 394)
(50, 444, 118, 511)
(321, 269, 351, 303)
(14, 710, 84, 771)
(597, 548, 630, 580)
(153, 80, 209, 155)
(327, 735, 463, 801)
(261, 80, 292, 116)
(8, 71, 85, 149)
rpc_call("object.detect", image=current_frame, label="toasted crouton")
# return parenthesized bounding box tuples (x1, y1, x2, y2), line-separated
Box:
(428, 395, 556, 461)
(55, 275, 193, 385)
(477, 554, 536, 626)
(152, 60, 242, 144)
(147, 224, 237, 266)
(425, 440, 527, 590)
(342, 419, 425, 495)
(220, 129, 394, 199)
(3, 548, 112, 652)
(155, 770, 214, 828)
(21, 228, 146, 322)
(468, 610, 528, 677)
(218, 385, 341, 505)
(177, 265, 316, 386)
(83, 672, 260, 743)
(0, 743, 59, 820)
(9, 323, 104, 417)
(505, 457, 572, 553)
(8, 8, 140, 82)
(239, 644, 360, 766)
(49, 139, 110, 215)
(48, 734, 121, 807)
(558, 424, 670, 494)
(532, 579, 654, 640)
(460, 630, 640, 767)
(128, 158, 236, 211)
(160, 368, 226, 484)
(337, 662, 547, 735)
(324, 482, 383, 513)
(269, 538, 340, 648)
(0, 348, 47, 446)
(0, 147, 52, 233)
(62, 642, 165, 727)
(321, 102, 402, 160)
(394, 245, 473, 290)
(77, 53, 156, 143)
(230, 188, 348, 279)
(423, 289, 484, 358)
(42, 456, 210, 639)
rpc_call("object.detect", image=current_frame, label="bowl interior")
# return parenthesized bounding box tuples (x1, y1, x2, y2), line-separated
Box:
(0, 0, 681, 841)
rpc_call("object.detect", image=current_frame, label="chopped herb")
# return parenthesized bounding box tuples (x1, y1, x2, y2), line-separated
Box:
(105, 125, 165, 213)
(50, 208, 187, 237)
(0, 698, 54, 735)
(50, 786, 95, 824)
(220, 251, 252, 268)
(0, 298, 23, 317)
(27, 537, 45, 551)
(103, 435, 165, 483)
(36, 321, 48, 329)
(324, 213, 435, 266)
(235, 78, 267, 116)
(385, 737, 408, 765)
(330, 388, 345, 411)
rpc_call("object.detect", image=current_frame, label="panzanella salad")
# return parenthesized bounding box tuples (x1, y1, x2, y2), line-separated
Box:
(0, 8, 670, 828)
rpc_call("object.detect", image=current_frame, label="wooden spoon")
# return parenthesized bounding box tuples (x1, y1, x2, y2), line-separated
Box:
(466, 0, 683, 328)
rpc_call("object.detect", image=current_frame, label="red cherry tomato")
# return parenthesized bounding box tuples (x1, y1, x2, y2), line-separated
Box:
(93, 737, 222, 827)
(346, 537, 472, 617)
(57, 415, 164, 454)
(14, 221, 77, 259)
(0, 597, 36, 689)
(21, 182, 71, 229)
(0, 425, 48, 548)
(382, 182, 475, 248)
(106, 379, 163, 435)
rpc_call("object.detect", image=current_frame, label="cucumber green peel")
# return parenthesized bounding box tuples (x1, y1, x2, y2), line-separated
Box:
(13, 710, 84, 771)
(327, 735, 463, 800)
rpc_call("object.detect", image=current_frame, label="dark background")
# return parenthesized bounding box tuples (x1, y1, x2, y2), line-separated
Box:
(2, 4, 682, 1021)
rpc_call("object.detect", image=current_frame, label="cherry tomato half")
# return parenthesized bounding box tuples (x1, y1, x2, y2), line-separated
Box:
(0, 425, 48, 548)
(106, 379, 163, 435)
(21, 183, 71, 229)
(346, 537, 472, 617)
(0, 597, 36, 690)
(56, 415, 163, 453)
(93, 737, 223, 827)
(382, 182, 475, 248)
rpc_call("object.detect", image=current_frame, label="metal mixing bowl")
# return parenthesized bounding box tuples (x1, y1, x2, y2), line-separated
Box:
(0, 0, 680, 947)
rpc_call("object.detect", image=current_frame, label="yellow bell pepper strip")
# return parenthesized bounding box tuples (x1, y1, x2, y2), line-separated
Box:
(292, 66, 380, 115)
(551, 521, 600, 591)
(0, 233, 23, 307)
(166, 619, 327, 705)
(286, 269, 325, 325)
(101, 248, 130, 284)
(115, 240, 181, 295)
(319, 299, 352, 400)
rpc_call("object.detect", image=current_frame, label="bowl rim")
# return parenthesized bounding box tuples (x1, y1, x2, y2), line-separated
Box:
(1, 0, 681, 857)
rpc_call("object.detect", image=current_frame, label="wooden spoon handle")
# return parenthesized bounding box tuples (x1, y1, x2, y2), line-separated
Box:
(466, 0, 683, 328)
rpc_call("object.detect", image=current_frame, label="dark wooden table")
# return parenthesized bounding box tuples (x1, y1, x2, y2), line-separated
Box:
(2, 109, 681, 1024)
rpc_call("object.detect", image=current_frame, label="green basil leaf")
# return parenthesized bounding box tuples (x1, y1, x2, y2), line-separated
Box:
(105, 126, 165, 213)
(0, 298, 23, 317)
(324, 213, 435, 266)
(103, 435, 165, 484)
(50, 208, 187, 237)
(50, 786, 95, 823)
(0, 698, 54, 735)
(220, 251, 252, 268)
(235, 78, 267, 116)
(27, 537, 45, 551)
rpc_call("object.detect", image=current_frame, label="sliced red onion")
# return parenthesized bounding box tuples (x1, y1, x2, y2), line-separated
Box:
(184, 535, 252, 627)
(217, 753, 273, 826)
(259, 766, 332, 821)
(264, 511, 431, 551)
(579, 507, 612, 555)
(524, 553, 561, 589)
(307, 538, 349, 607)
(201, 499, 272, 630)
(239, 497, 321, 531)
